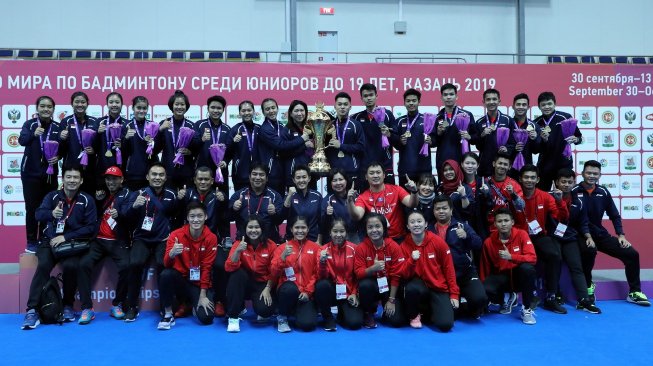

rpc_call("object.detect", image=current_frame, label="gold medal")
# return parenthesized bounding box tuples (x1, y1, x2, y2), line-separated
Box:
(338, 151, 345, 158)
(405, 131, 412, 138)
(544, 126, 551, 134)
(526, 124, 535, 132)
(105, 150, 113, 158)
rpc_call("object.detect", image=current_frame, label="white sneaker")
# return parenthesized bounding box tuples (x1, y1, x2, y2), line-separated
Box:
(521, 306, 536, 325)
(277, 315, 291, 333)
(157, 315, 175, 330)
(256, 315, 271, 322)
(227, 318, 240, 333)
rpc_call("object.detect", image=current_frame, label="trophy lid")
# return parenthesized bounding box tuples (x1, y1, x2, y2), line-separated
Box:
(308, 102, 331, 122)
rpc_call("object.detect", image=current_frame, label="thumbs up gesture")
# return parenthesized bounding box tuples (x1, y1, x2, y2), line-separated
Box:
(171, 237, 184, 258)
(498, 243, 512, 260)
(125, 126, 135, 140)
(455, 222, 467, 239)
(326, 199, 334, 216)
(177, 185, 187, 200)
(233, 192, 245, 211)
(202, 128, 211, 142)
(133, 190, 147, 208)
(347, 181, 357, 202)
(371, 258, 386, 272)
(267, 200, 276, 215)
(281, 242, 294, 261)
(52, 201, 64, 219)
(235, 236, 247, 253)
(320, 249, 329, 263)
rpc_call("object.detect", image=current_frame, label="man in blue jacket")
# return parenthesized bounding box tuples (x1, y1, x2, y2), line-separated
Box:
(572, 160, 649, 306)
(122, 163, 178, 321)
(22, 165, 97, 329)
(351, 84, 397, 188)
(326, 92, 366, 186)
(470, 89, 514, 177)
(431, 195, 486, 317)
(435, 83, 475, 179)
(533, 92, 581, 190)
(393, 88, 435, 187)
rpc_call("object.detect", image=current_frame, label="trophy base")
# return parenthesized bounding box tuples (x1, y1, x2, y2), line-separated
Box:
(309, 151, 331, 175)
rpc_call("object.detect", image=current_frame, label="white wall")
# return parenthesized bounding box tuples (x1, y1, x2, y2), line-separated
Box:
(1, 0, 650, 62)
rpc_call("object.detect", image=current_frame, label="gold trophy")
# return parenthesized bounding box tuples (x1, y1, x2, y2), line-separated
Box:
(305, 102, 335, 175)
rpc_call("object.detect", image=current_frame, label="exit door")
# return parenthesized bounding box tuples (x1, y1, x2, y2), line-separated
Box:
(318, 31, 338, 63)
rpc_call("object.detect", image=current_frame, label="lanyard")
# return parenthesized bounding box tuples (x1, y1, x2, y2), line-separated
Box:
(485, 110, 501, 128)
(336, 119, 351, 144)
(543, 114, 555, 127)
(210, 123, 223, 145)
(105, 115, 120, 146)
(72, 114, 86, 143)
(102, 194, 116, 211)
(133, 119, 146, 140)
(444, 107, 459, 123)
(246, 189, 266, 216)
(60, 196, 77, 222)
(330, 244, 348, 284)
(37, 118, 53, 154)
(240, 124, 256, 153)
(406, 113, 420, 132)
(267, 119, 280, 137)
(171, 119, 187, 147)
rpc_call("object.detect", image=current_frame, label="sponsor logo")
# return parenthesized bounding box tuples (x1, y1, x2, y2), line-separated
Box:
(648, 157, 653, 169)
(648, 179, 653, 192)
(7, 109, 21, 124)
(622, 181, 631, 190)
(624, 111, 637, 124)
(624, 156, 637, 170)
(579, 111, 592, 125)
(3, 185, 12, 195)
(624, 133, 637, 147)
(624, 205, 640, 211)
(7, 132, 19, 148)
(6, 211, 24, 217)
(600, 159, 608, 168)
(601, 133, 614, 147)
(602, 111, 615, 124)
(645, 204, 653, 213)
(6, 157, 20, 173)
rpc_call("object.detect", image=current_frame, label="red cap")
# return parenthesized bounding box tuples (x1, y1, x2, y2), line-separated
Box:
(104, 166, 123, 177)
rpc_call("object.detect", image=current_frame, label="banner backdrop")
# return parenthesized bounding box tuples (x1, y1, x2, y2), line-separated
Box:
(1, 60, 652, 268)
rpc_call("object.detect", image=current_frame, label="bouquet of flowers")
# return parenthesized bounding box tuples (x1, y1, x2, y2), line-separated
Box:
(420, 113, 436, 156)
(453, 113, 471, 154)
(80, 129, 96, 166)
(373, 107, 390, 149)
(512, 129, 529, 171)
(145, 122, 159, 158)
(172, 126, 196, 165)
(108, 123, 123, 165)
(561, 118, 578, 158)
(209, 143, 227, 183)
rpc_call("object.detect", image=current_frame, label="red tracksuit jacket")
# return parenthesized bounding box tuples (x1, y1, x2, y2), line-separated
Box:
(480, 228, 537, 281)
(319, 241, 358, 296)
(354, 237, 406, 287)
(523, 188, 569, 236)
(402, 231, 460, 300)
(164, 225, 218, 289)
(271, 239, 320, 296)
(224, 238, 277, 282)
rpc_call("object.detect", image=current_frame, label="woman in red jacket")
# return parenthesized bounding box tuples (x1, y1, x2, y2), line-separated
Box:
(401, 210, 459, 331)
(271, 216, 320, 332)
(158, 202, 218, 330)
(224, 215, 277, 333)
(354, 212, 407, 329)
(314, 218, 363, 331)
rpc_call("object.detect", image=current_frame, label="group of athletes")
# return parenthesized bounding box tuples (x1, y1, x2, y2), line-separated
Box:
(17, 83, 649, 332)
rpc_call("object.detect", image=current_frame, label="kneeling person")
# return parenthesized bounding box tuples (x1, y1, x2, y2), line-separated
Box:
(157, 202, 218, 330)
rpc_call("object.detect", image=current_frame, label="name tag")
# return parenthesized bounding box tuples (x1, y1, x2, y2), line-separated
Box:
(377, 276, 389, 293)
(336, 284, 347, 300)
(141, 216, 154, 231)
(189, 266, 200, 281)
(528, 220, 542, 235)
(284, 267, 296, 281)
(55, 220, 65, 234)
(554, 223, 567, 237)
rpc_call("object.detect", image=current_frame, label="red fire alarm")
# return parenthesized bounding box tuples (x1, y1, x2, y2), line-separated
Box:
(320, 7, 334, 15)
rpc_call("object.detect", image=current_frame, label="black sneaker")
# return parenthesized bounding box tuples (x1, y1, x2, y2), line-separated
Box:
(323, 316, 337, 332)
(576, 298, 601, 314)
(543, 297, 568, 314)
(124, 307, 139, 322)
